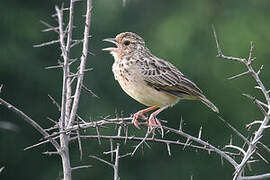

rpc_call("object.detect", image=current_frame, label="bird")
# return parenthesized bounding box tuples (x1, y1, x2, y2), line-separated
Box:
(102, 32, 219, 135)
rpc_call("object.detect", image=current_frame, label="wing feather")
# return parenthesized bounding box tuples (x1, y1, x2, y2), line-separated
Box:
(141, 57, 204, 99)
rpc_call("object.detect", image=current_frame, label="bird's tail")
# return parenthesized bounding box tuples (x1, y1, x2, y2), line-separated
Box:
(200, 97, 219, 113)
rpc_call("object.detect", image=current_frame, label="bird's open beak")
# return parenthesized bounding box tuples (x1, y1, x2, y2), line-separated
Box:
(102, 38, 118, 52)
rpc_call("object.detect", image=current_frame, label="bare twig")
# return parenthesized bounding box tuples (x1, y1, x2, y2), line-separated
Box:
(69, 134, 241, 157)
(242, 93, 267, 116)
(33, 39, 60, 48)
(56, 5, 68, 131)
(82, 84, 99, 98)
(48, 94, 61, 111)
(89, 155, 114, 167)
(218, 116, 250, 145)
(55, 2, 76, 179)
(68, 0, 92, 128)
(40, 20, 59, 33)
(224, 145, 246, 156)
(0, 97, 60, 150)
(114, 144, 120, 180)
(131, 130, 151, 156)
(212, 25, 270, 180)
(164, 125, 238, 168)
(246, 121, 263, 129)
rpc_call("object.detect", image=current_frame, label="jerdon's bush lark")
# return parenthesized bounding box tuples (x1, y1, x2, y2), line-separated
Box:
(103, 32, 219, 135)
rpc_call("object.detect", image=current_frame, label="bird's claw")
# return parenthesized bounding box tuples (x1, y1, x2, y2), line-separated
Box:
(132, 111, 147, 129)
(147, 114, 164, 138)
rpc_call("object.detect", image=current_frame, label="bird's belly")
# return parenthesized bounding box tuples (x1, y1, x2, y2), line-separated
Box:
(117, 76, 179, 107)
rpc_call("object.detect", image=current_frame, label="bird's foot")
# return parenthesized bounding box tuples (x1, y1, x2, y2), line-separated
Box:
(132, 106, 159, 129)
(132, 111, 147, 129)
(147, 114, 164, 138)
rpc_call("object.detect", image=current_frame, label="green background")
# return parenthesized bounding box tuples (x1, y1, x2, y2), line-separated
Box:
(1, 0, 270, 179)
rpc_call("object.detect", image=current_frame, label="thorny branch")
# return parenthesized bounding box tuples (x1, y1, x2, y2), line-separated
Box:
(27, 116, 240, 166)
(90, 143, 128, 180)
(0, 1, 93, 180)
(0, 97, 60, 150)
(1, 1, 270, 179)
(212, 25, 270, 180)
(68, 0, 92, 128)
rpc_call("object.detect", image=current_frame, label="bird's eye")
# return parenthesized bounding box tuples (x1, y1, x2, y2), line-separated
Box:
(123, 40, 130, 46)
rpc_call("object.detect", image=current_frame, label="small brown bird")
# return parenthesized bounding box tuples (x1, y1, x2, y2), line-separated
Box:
(103, 32, 218, 134)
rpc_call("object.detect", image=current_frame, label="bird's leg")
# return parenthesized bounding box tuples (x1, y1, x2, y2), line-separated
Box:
(148, 105, 169, 138)
(133, 105, 159, 129)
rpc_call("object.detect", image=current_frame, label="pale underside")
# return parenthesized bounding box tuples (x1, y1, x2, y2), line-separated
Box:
(111, 52, 198, 107)
(116, 69, 180, 107)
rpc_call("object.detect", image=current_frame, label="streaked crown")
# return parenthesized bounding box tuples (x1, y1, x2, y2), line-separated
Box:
(103, 32, 147, 58)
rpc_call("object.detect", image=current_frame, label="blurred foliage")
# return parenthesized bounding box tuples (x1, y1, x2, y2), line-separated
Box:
(1, 0, 270, 179)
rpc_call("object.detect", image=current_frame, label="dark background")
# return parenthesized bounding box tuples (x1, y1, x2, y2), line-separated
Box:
(1, 0, 270, 179)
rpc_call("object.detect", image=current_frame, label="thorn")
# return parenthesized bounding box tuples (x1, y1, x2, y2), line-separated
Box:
(224, 145, 246, 155)
(82, 84, 99, 98)
(124, 125, 128, 144)
(0, 167, 5, 174)
(71, 165, 92, 171)
(256, 151, 269, 164)
(33, 39, 60, 48)
(89, 155, 114, 167)
(198, 126, 202, 139)
(122, 0, 127, 7)
(76, 128, 83, 160)
(40, 20, 59, 33)
(254, 86, 262, 90)
(42, 151, 59, 155)
(257, 65, 264, 75)
(0, 84, 3, 93)
(73, 0, 83, 3)
(248, 41, 255, 62)
(48, 94, 61, 111)
(47, 117, 58, 124)
(212, 24, 223, 56)
(220, 155, 224, 167)
(45, 64, 63, 70)
(119, 152, 132, 159)
(166, 143, 171, 156)
(144, 141, 152, 150)
(96, 126, 101, 145)
(88, 51, 95, 56)
(207, 141, 211, 155)
(253, 135, 263, 144)
(71, 39, 83, 48)
(227, 71, 250, 80)
(247, 162, 252, 172)
(83, 68, 93, 72)
(246, 120, 263, 129)
(179, 117, 184, 131)
(242, 93, 267, 115)
(183, 138, 191, 150)
(110, 138, 114, 162)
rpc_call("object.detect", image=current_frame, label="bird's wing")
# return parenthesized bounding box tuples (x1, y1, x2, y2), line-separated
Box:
(141, 57, 204, 99)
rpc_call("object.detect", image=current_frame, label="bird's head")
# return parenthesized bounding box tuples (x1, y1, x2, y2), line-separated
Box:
(103, 32, 146, 59)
